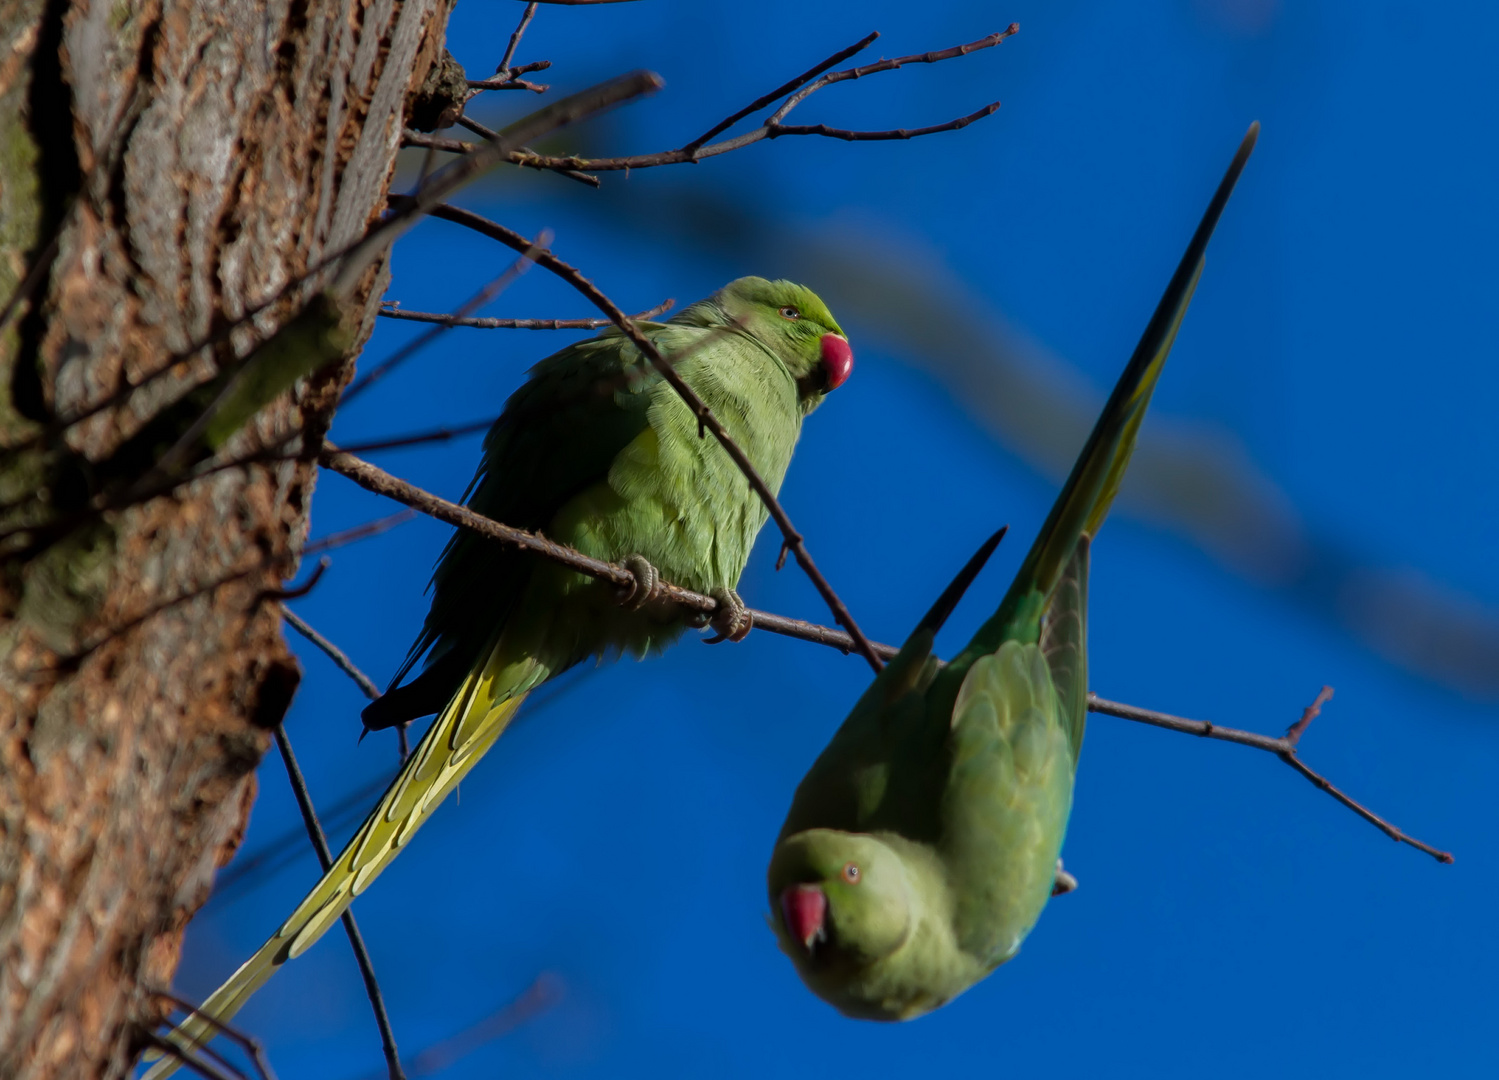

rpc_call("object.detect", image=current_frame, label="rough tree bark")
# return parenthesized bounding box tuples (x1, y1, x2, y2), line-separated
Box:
(0, 2, 450, 1077)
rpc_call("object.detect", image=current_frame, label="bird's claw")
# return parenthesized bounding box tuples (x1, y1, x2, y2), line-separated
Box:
(617, 554, 661, 610)
(705, 587, 753, 643)
(1051, 858, 1078, 897)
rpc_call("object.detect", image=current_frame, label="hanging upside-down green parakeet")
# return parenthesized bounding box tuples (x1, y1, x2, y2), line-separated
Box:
(148, 277, 853, 1073)
(767, 126, 1257, 1021)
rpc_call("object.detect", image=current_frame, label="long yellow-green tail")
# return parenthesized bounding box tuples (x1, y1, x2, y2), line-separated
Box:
(145, 651, 541, 1077)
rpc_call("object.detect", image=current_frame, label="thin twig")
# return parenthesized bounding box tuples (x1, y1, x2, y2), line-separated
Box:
(258, 557, 328, 601)
(315, 448, 1447, 861)
(272, 726, 407, 1079)
(143, 1036, 243, 1080)
(681, 31, 880, 152)
(376, 297, 673, 329)
(494, 2, 539, 80)
(401, 28, 1011, 179)
(400, 128, 600, 186)
(451, 116, 598, 185)
(304, 509, 419, 555)
(342, 231, 550, 404)
(768, 102, 1001, 142)
(507, 27, 1017, 174)
(466, 77, 548, 93)
(334, 70, 661, 295)
(1284, 684, 1334, 746)
(769, 28, 1016, 124)
(282, 609, 381, 700)
(153, 990, 278, 1080)
(207, 771, 395, 905)
(339, 419, 496, 456)
(343, 974, 563, 1080)
(318, 449, 882, 659)
(416, 205, 886, 672)
(1087, 691, 1454, 864)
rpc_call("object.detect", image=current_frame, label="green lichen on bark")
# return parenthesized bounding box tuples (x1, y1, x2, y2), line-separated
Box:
(0, 6, 45, 445)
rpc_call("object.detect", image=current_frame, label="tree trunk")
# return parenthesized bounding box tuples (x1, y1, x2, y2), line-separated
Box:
(0, 2, 447, 1077)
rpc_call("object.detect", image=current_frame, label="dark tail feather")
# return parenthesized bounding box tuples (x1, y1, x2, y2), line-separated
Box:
(915, 527, 1008, 636)
(360, 648, 467, 731)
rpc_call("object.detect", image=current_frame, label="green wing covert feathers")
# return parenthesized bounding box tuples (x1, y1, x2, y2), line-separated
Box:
(145, 277, 853, 1076)
(768, 125, 1258, 1021)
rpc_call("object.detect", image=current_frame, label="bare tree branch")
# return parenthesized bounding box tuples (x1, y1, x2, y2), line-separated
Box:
(142, 1037, 245, 1080)
(318, 449, 884, 659)
(151, 991, 278, 1080)
(342, 230, 550, 403)
(376, 298, 673, 329)
(407, 27, 1016, 177)
(493, 2, 539, 81)
(1087, 691, 1454, 864)
(342, 974, 563, 1080)
(335, 419, 497, 457)
(681, 31, 880, 152)
(304, 510, 419, 555)
(768, 101, 1001, 142)
(310, 449, 1455, 862)
(272, 726, 406, 1079)
(282, 610, 381, 701)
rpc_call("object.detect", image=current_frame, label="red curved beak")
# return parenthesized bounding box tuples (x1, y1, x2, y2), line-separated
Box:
(780, 884, 828, 953)
(819, 333, 853, 391)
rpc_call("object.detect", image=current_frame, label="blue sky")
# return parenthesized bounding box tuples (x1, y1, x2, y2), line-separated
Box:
(164, 2, 1496, 1077)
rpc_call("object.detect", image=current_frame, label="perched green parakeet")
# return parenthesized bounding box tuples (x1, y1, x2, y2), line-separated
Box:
(148, 277, 853, 1073)
(767, 126, 1257, 1021)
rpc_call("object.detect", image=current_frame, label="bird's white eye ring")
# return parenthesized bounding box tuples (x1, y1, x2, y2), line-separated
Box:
(842, 863, 860, 883)
(779, 305, 801, 320)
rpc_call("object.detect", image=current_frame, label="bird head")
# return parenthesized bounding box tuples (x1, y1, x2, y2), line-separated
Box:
(768, 829, 914, 992)
(716, 277, 853, 407)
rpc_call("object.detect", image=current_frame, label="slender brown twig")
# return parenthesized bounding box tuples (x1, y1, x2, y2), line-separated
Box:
(768, 102, 1001, 143)
(318, 449, 882, 659)
(493, 2, 539, 80)
(448, 117, 598, 185)
(153, 990, 278, 1080)
(405, 28, 1013, 179)
(400, 128, 601, 186)
(343, 974, 564, 1080)
(376, 297, 673, 329)
(342, 231, 550, 404)
(142, 1036, 244, 1080)
(283, 609, 381, 700)
(314, 448, 1450, 862)
(508, 27, 1017, 174)
(207, 772, 395, 906)
(336, 419, 496, 457)
(681, 31, 880, 152)
(1087, 690, 1454, 864)
(282, 608, 408, 764)
(767, 29, 1016, 125)
(412, 205, 886, 672)
(467, 75, 549, 93)
(272, 726, 407, 1080)
(304, 509, 419, 555)
(258, 558, 328, 601)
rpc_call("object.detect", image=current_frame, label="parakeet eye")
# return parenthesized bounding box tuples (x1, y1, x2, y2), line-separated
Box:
(779, 305, 801, 320)
(842, 863, 860, 883)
